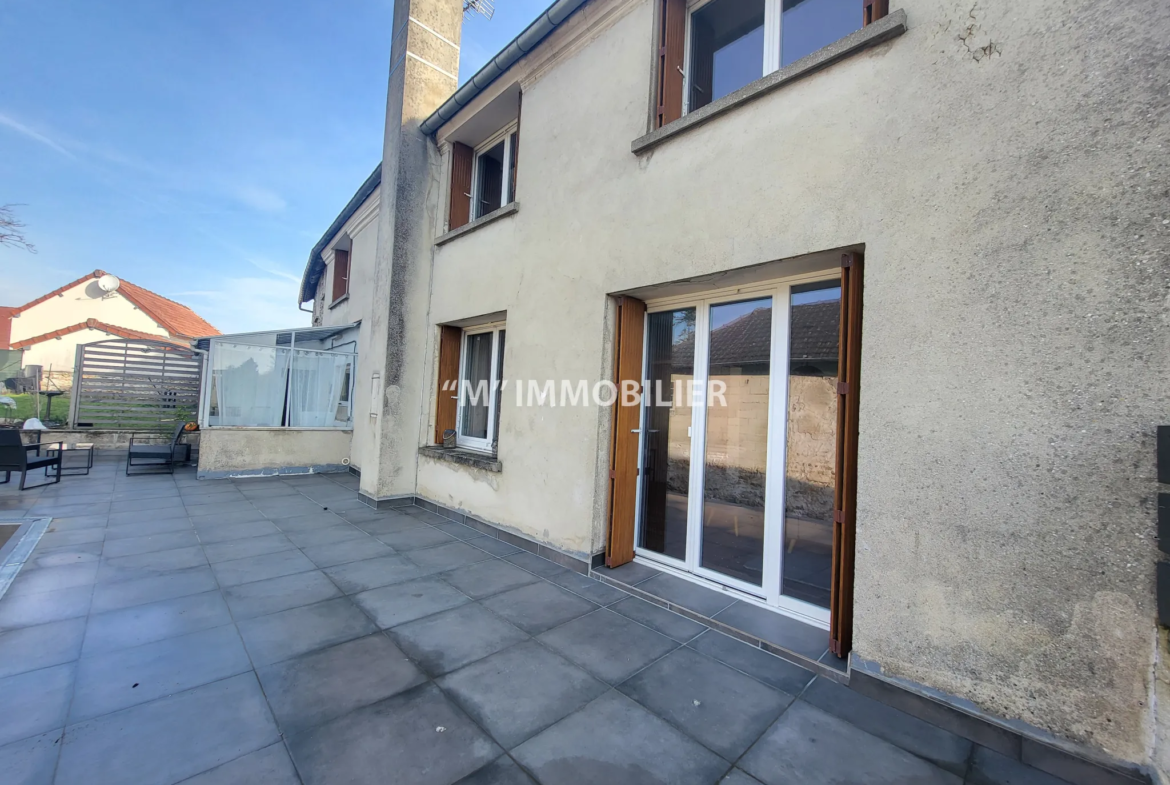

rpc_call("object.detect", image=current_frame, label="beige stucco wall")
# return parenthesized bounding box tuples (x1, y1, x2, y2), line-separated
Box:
(12, 281, 168, 371)
(391, 0, 1169, 768)
(196, 428, 351, 478)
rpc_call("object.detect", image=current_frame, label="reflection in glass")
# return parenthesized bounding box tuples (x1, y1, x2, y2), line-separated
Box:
(701, 297, 772, 585)
(639, 309, 695, 560)
(460, 332, 493, 439)
(475, 140, 505, 218)
(781, 282, 840, 607)
(782, 0, 861, 66)
(690, 0, 766, 110)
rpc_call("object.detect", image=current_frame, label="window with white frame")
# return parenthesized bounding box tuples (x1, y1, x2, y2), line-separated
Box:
(685, 0, 862, 112)
(472, 125, 518, 220)
(456, 323, 506, 451)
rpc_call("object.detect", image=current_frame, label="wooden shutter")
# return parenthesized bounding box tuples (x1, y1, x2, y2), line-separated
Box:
(656, 0, 686, 127)
(510, 91, 521, 202)
(435, 325, 462, 444)
(606, 296, 646, 568)
(863, 0, 889, 26)
(448, 142, 474, 230)
(331, 250, 350, 303)
(830, 251, 864, 657)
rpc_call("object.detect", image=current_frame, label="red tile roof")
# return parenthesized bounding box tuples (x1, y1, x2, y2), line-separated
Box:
(12, 270, 220, 339)
(0, 306, 15, 350)
(10, 319, 190, 350)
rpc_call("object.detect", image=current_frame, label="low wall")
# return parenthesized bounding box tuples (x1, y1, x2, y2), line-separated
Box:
(18, 429, 201, 450)
(196, 428, 352, 479)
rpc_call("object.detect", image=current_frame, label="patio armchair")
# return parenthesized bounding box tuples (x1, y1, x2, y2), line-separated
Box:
(0, 430, 62, 490)
(125, 421, 193, 476)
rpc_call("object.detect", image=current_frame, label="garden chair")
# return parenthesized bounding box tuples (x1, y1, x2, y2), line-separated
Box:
(125, 422, 192, 476)
(0, 430, 62, 490)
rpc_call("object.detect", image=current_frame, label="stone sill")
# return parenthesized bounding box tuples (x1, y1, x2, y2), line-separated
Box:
(328, 293, 349, 309)
(435, 202, 519, 246)
(631, 9, 907, 155)
(419, 445, 502, 473)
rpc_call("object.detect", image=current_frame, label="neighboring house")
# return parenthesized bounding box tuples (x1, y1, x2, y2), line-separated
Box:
(297, 0, 1168, 780)
(1, 270, 219, 385)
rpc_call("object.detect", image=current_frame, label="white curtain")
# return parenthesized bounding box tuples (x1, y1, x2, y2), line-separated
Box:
(288, 350, 351, 427)
(208, 342, 291, 427)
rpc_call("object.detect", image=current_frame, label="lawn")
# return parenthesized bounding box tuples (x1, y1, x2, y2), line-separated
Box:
(0, 392, 72, 424)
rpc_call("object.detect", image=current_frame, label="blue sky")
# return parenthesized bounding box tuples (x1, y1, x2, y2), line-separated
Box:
(0, 0, 546, 333)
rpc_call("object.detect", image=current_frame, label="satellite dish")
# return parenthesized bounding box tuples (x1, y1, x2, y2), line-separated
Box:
(97, 274, 121, 293)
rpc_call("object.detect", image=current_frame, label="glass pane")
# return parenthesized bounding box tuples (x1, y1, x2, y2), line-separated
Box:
(207, 342, 291, 427)
(639, 308, 696, 561)
(690, 0, 766, 111)
(782, 282, 841, 607)
(507, 134, 518, 203)
(781, 0, 861, 66)
(701, 297, 771, 585)
(288, 350, 353, 428)
(474, 140, 505, 218)
(460, 332, 493, 440)
(492, 330, 506, 449)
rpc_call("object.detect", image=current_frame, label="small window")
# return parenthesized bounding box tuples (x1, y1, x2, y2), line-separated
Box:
(685, 0, 862, 113)
(331, 249, 350, 304)
(457, 324, 506, 452)
(472, 126, 518, 220)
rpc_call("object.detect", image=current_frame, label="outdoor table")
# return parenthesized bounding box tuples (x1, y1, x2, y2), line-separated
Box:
(48, 442, 95, 476)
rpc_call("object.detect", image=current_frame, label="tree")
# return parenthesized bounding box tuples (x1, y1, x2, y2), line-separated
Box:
(0, 204, 36, 253)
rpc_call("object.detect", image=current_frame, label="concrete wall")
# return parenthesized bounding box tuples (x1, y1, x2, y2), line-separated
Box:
(196, 428, 351, 478)
(12, 281, 169, 371)
(389, 0, 1169, 768)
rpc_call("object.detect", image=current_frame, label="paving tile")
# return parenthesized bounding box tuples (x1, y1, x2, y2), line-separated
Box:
(404, 508, 456, 526)
(378, 525, 456, 551)
(104, 517, 193, 541)
(181, 500, 257, 518)
(619, 647, 793, 760)
(256, 633, 425, 734)
(177, 742, 300, 785)
(110, 495, 186, 514)
(89, 566, 219, 614)
(101, 529, 200, 558)
(264, 512, 338, 532)
(504, 550, 569, 578)
(353, 514, 427, 537)
(325, 553, 438, 594)
(284, 523, 367, 548)
(0, 584, 92, 631)
(188, 510, 270, 527)
(739, 702, 960, 785)
(194, 520, 282, 544)
(436, 522, 487, 541)
(439, 640, 607, 748)
(203, 534, 297, 564)
(287, 683, 500, 785)
(353, 576, 471, 629)
(22, 542, 103, 571)
(801, 677, 972, 776)
(407, 541, 493, 571)
(546, 569, 630, 605)
(0, 662, 74, 747)
(6, 563, 99, 597)
(97, 545, 208, 583)
(0, 616, 86, 678)
(513, 690, 728, 785)
(301, 536, 395, 568)
(43, 514, 108, 531)
(107, 507, 190, 527)
(36, 528, 105, 548)
(481, 581, 597, 635)
(967, 746, 1074, 785)
(538, 609, 678, 685)
(596, 561, 662, 586)
(470, 536, 523, 557)
(390, 603, 527, 676)
(712, 600, 829, 660)
(1019, 737, 1136, 785)
(609, 596, 708, 642)
(222, 569, 342, 620)
(688, 630, 817, 695)
(0, 730, 60, 785)
(55, 673, 279, 785)
(638, 573, 738, 617)
(83, 590, 232, 656)
(719, 769, 765, 785)
(454, 756, 537, 785)
(71, 624, 251, 722)
(441, 559, 540, 600)
(210, 548, 317, 588)
(236, 597, 377, 666)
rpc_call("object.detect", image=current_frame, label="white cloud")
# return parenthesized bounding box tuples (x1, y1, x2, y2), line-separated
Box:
(172, 275, 309, 334)
(234, 185, 287, 214)
(0, 112, 76, 159)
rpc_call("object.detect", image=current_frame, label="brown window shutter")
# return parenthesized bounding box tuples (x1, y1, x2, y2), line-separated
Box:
(510, 91, 521, 202)
(656, 0, 686, 127)
(435, 325, 462, 444)
(331, 250, 350, 303)
(830, 251, 864, 657)
(863, 0, 889, 26)
(448, 142, 474, 230)
(606, 296, 646, 568)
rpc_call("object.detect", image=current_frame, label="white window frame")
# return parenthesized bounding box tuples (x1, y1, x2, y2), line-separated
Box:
(470, 123, 518, 220)
(455, 322, 505, 452)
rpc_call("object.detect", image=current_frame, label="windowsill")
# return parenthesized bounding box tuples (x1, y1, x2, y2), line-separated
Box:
(631, 9, 907, 155)
(329, 293, 349, 309)
(419, 445, 502, 473)
(435, 202, 519, 246)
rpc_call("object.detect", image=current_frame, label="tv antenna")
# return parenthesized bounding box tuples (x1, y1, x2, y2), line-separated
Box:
(464, 0, 494, 20)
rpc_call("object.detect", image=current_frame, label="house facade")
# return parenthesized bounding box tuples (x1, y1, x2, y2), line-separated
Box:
(300, 0, 1169, 778)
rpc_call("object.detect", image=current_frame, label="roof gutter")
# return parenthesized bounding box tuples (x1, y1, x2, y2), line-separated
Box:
(419, 0, 591, 137)
(298, 163, 382, 304)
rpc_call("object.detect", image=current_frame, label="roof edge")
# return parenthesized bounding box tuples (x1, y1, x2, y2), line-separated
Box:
(299, 164, 383, 304)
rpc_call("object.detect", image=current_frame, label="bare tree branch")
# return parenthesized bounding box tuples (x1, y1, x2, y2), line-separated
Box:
(0, 204, 37, 253)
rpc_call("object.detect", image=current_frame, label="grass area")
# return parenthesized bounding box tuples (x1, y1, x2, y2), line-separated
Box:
(0, 392, 72, 424)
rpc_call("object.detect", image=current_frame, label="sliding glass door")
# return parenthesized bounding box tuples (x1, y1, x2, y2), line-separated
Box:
(635, 276, 839, 624)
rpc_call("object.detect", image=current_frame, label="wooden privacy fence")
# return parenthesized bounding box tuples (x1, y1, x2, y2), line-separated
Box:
(69, 339, 202, 430)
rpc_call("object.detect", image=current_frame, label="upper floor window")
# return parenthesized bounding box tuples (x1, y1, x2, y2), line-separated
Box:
(472, 125, 518, 220)
(330, 249, 350, 304)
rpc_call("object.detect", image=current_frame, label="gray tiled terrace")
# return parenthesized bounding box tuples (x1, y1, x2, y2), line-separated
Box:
(0, 453, 1076, 785)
